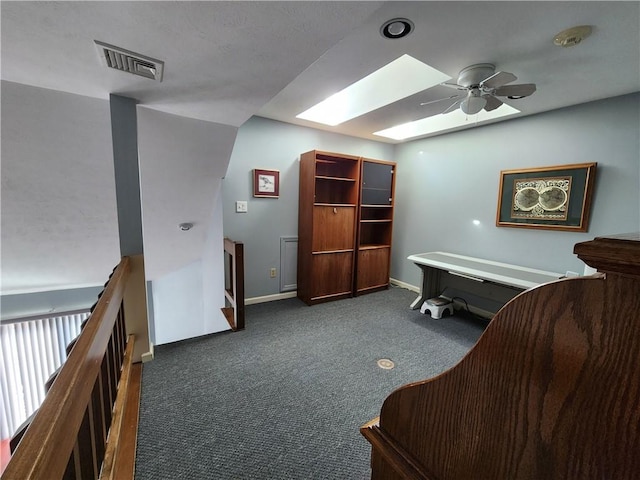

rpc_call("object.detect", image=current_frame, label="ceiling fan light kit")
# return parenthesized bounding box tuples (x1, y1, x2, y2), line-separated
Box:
(460, 91, 487, 115)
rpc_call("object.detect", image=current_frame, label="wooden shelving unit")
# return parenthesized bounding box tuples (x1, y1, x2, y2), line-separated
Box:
(356, 158, 396, 295)
(297, 150, 396, 305)
(297, 151, 360, 305)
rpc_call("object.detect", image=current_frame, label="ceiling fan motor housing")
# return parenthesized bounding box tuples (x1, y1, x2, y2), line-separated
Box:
(457, 63, 495, 87)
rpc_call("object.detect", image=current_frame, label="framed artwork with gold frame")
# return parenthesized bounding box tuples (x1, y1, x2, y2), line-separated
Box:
(496, 162, 597, 232)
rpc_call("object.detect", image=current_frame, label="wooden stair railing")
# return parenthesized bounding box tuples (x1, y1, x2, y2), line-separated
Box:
(2, 257, 142, 480)
(361, 233, 640, 479)
(222, 237, 245, 331)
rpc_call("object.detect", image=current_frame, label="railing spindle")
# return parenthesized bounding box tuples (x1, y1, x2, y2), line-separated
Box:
(91, 380, 106, 468)
(76, 408, 95, 480)
(100, 356, 113, 430)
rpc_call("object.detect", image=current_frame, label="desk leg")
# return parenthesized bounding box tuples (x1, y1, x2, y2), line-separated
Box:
(410, 266, 425, 309)
(409, 265, 441, 309)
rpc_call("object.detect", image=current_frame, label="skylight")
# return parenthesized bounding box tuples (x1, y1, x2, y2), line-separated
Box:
(373, 104, 521, 140)
(296, 54, 450, 126)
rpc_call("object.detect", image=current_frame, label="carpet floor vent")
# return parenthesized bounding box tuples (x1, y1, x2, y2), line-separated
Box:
(94, 40, 164, 81)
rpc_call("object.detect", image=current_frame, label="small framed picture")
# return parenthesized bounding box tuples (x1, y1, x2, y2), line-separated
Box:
(253, 169, 279, 198)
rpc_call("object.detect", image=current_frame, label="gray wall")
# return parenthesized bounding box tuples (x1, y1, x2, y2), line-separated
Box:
(1, 286, 102, 320)
(222, 116, 394, 299)
(392, 93, 640, 288)
(225, 94, 638, 299)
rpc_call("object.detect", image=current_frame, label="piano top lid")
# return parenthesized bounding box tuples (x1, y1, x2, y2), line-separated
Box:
(574, 232, 640, 278)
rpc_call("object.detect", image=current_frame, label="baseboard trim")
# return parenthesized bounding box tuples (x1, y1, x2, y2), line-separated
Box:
(246, 282, 423, 305)
(246, 291, 298, 305)
(445, 297, 494, 320)
(389, 278, 420, 293)
(141, 342, 154, 363)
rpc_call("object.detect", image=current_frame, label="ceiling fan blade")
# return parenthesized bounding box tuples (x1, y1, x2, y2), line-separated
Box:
(420, 94, 460, 106)
(442, 99, 462, 114)
(483, 95, 503, 111)
(440, 82, 467, 90)
(480, 71, 517, 89)
(493, 83, 537, 98)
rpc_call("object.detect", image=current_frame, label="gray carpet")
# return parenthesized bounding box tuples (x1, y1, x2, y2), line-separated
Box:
(135, 286, 486, 479)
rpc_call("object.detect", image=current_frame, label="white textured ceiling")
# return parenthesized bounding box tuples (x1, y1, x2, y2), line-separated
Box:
(1, 1, 639, 294)
(260, 1, 640, 140)
(1, 1, 386, 127)
(3, 2, 637, 139)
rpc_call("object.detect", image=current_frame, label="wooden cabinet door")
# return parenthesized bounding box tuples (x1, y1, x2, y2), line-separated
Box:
(361, 161, 394, 205)
(312, 206, 355, 252)
(311, 252, 354, 299)
(357, 248, 390, 291)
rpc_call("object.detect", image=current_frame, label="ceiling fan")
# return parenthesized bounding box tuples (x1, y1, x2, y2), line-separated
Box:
(422, 63, 536, 115)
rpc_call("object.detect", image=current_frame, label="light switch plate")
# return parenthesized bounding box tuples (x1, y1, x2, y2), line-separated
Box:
(236, 201, 248, 213)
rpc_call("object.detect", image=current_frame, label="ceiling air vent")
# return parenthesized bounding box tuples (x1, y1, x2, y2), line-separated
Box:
(94, 40, 164, 81)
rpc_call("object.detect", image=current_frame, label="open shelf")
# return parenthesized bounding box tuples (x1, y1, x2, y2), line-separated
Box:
(315, 203, 356, 207)
(361, 206, 393, 221)
(315, 175, 357, 182)
(359, 220, 392, 246)
(315, 177, 358, 204)
(315, 155, 359, 180)
(314, 178, 358, 205)
(312, 248, 354, 255)
(359, 244, 391, 250)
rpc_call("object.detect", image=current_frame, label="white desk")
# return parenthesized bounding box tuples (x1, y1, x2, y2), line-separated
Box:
(407, 252, 564, 313)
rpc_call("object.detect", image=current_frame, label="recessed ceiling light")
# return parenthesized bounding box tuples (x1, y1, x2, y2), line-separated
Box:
(296, 54, 450, 126)
(380, 18, 414, 39)
(373, 104, 520, 141)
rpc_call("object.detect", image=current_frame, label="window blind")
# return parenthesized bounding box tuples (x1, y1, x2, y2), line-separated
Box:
(0, 311, 89, 440)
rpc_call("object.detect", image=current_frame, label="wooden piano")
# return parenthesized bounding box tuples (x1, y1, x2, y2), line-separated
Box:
(361, 234, 640, 479)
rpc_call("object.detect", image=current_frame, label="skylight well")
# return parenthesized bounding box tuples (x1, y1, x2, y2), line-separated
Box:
(374, 104, 520, 141)
(295, 53, 521, 139)
(296, 54, 450, 126)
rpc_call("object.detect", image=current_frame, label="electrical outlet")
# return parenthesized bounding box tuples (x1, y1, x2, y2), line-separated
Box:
(270, 267, 277, 278)
(236, 201, 248, 213)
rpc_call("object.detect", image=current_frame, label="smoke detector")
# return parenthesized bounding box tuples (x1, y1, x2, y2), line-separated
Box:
(553, 25, 593, 47)
(94, 40, 164, 81)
